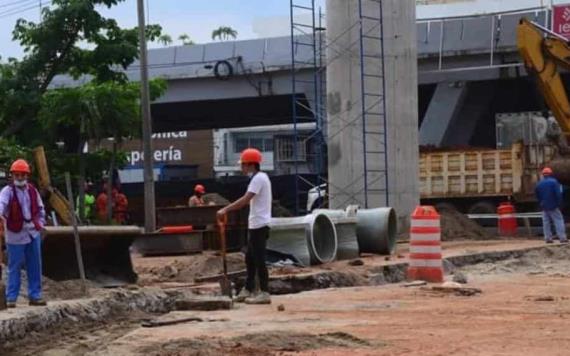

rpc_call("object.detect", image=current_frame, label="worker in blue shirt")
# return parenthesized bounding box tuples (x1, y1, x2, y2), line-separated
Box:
(535, 167, 567, 244)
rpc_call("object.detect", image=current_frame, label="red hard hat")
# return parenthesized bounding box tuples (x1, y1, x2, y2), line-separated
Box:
(10, 159, 31, 174)
(542, 167, 553, 176)
(194, 184, 205, 194)
(239, 148, 262, 164)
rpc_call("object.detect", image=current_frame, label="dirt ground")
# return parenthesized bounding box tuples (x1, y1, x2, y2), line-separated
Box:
(70, 244, 570, 356)
(133, 251, 246, 286)
(3, 240, 567, 356)
(91, 270, 570, 355)
(438, 206, 494, 241)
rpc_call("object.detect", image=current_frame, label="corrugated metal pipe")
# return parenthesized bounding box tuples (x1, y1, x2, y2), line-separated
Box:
(268, 213, 338, 266)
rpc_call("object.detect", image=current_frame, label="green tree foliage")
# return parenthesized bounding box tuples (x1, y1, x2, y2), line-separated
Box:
(211, 26, 238, 41)
(178, 33, 195, 46)
(157, 34, 173, 47)
(0, 0, 163, 142)
(39, 79, 167, 145)
(39, 79, 167, 221)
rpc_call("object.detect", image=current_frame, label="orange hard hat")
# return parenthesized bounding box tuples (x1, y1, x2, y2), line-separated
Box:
(239, 148, 262, 164)
(542, 167, 553, 176)
(194, 184, 205, 194)
(10, 159, 31, 174)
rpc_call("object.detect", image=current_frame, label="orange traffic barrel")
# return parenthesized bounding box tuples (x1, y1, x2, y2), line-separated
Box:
(497, 202, 517, 237)
(407, 206, 444, 283)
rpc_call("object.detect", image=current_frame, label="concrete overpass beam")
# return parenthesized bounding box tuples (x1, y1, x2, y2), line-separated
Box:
(420, 81, 466, 146)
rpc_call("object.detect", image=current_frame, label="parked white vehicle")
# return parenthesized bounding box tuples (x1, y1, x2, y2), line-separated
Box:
(306, 184, 328, 212)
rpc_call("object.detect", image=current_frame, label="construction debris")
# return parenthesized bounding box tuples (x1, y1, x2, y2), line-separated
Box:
(402, 281, 428, 288)
(452, 272, 469, 284)
(348, 259, 365, 266)
(174, 296, 233, 311)
(427, 285, 483, 297)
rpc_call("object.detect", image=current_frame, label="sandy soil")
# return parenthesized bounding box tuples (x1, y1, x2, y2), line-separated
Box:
(94, 248, 570, 355)
(133, 251, 246, 286)
(2, 240, 564, 356)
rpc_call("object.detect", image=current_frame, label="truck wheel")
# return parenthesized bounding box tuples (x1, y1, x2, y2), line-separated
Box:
(468, 201, 496, 227)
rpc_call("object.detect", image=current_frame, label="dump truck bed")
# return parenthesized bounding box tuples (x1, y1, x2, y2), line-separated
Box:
(419, 143, 555, 202)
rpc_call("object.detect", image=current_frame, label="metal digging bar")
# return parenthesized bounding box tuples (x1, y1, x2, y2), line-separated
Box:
(268, 213, 338, 266)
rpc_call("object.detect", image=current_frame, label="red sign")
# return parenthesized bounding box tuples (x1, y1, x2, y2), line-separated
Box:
(553, 4, 570, 39)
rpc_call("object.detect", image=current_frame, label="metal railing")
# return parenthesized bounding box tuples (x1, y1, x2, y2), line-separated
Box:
(417, 6, 550, 73)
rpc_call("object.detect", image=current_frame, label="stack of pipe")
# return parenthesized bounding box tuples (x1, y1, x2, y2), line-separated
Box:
(266, 207, 398, 266)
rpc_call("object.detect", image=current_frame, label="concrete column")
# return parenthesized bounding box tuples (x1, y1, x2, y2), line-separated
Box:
(326, 0, 419, 230)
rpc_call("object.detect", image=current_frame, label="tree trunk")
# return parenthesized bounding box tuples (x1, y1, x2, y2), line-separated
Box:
(106, 141, 117, 224)
(77, 140, 86, 225)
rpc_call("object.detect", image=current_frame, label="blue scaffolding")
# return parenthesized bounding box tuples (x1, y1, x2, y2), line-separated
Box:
(358, 0, 389, 208)
(290, 0, 327, 215)
(289, 0, 389, 213)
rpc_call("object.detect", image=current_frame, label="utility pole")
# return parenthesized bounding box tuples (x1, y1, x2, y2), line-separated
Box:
(136, 0, 156, 233)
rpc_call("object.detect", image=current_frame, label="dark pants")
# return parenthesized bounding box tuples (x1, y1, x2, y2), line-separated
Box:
(245, 226, 269, 293)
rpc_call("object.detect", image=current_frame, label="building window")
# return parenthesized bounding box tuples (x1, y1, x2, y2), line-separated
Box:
(264, 138, 274, 152)
(275, 136, 307, 162)
(250, 138, 263, 151)
(234, 136, 274, 153)
(235, 138, 249, 153)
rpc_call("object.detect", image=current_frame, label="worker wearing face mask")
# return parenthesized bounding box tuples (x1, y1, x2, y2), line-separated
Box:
(0, 159, 46, 308)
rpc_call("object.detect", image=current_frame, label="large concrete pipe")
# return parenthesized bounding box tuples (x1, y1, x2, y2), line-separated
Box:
(356, 208, 398, 255)
(268, 213, 337, 266)
(312, 206, 360, 260)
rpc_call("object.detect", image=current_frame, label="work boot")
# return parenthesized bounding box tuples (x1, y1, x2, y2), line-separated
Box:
(234, 288, 252, 303)
(546, 240, 554, 244)
(29, 298, 47, 307)
(560, 239, 569, 244)
(6, 301, 16, 308)
(244, 292, 271, 305)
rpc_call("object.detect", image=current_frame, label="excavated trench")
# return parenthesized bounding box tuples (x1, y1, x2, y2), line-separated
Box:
(1, 244, 568, 355)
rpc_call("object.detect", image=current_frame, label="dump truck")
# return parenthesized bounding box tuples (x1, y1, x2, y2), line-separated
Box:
(419, 143, 555, 214)
(308, 143, 556, 214)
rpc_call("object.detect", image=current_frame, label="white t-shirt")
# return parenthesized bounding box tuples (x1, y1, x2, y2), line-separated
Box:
(247, 172, 272, 229)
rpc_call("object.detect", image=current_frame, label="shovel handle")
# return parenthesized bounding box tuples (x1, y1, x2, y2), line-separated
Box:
(217, 213, 228, 275)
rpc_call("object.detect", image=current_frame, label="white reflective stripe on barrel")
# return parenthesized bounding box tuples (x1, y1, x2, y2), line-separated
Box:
(409, 246, 442, 254)
(409, 259, 443, 268)
(410, 233, 441, 241)
(411, 219, 440, 228)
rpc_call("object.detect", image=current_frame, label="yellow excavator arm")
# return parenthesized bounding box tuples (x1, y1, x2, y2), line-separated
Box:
(517, 18, 570, 136)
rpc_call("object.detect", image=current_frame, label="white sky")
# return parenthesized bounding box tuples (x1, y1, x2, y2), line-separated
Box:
(0, 0, 567, 59)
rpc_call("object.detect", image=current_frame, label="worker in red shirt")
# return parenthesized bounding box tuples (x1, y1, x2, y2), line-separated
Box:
(188, 184, 207, 207)
(96, 185, 109, 223)
(114, 190, 128, 224)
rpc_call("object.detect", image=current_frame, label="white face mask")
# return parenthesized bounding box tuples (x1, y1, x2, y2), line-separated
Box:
(14, 179, 27, 187)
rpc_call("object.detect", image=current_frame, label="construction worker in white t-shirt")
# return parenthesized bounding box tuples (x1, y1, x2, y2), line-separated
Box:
(217, 148, 272, 304)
